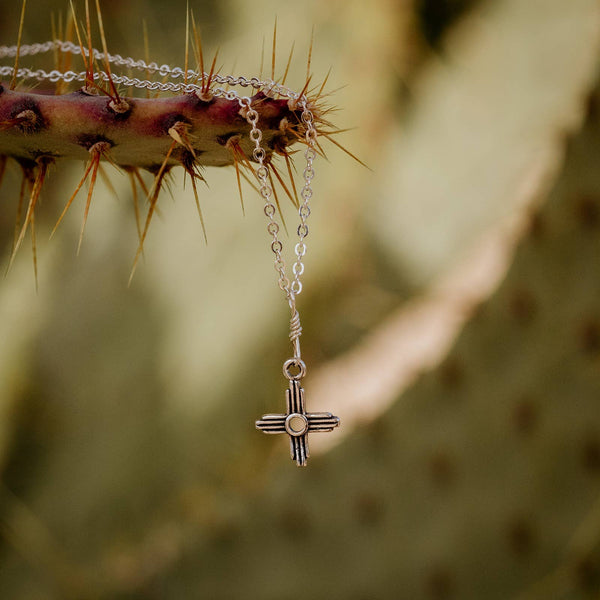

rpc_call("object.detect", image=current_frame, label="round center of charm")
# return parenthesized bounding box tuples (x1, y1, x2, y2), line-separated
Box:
(285, 413, 309, 437)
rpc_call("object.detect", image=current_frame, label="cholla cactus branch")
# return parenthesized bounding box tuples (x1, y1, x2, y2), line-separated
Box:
(0, 14, 341, 274)
(0, 84, 308, 169)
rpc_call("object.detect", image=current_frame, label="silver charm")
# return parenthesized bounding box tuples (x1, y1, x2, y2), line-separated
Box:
(256, 359, 340, 467)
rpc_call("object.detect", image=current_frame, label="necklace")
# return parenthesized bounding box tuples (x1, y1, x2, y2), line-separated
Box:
(0, 39, 340, 466)
(243, 98, 341, 467)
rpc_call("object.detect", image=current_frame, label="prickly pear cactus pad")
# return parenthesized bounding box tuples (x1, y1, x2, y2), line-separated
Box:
(372, 0, 600, 287)
(175, 79, 600, 600)
(1, 0, 600, 599)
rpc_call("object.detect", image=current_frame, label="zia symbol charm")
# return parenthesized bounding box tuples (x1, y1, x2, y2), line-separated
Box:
(256, 359, 340, 467)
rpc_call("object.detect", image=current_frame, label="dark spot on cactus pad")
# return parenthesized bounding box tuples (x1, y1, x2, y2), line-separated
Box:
(280, 503, 312, 539)
(365, 418, 391, 451)
(576, 196, 600, 229)
(512, 397, 539, 437)
(580, 320, 600, 356)
(0, 83, 4, 96)
(9, 98, 45, 133)
(77, 134, 115, 151)
(506, 516, 536, 556)
(585, 90, 600, 123)
(508, 289, 537, 325)
(425, 565, 455, 599)
(526, 209, 545, 240)
(582, 435, 600, 473)
(428, 451, 457, 489)
(354, 491, 385, 527)
(468, 302, 486, 325)
(438, 358, 464, 390)
(575, 555, 600, 592)
(209, 517, 241, 549)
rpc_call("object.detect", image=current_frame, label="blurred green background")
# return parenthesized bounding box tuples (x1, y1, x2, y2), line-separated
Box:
(1, 0, 600, 598)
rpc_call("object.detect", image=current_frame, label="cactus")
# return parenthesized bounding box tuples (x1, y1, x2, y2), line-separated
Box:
(1, 0, 600, 599)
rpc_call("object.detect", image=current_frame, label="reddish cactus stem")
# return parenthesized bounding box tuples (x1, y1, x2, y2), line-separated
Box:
(0, 86, 307, 170)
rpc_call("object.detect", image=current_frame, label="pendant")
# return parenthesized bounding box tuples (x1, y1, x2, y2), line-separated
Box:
(256, 359, 340, 467)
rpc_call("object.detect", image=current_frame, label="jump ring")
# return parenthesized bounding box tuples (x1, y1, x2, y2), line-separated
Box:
(283, 358, 306, 380)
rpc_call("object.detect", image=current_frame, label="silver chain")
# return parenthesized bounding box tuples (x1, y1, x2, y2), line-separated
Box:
(240, 96, 316, 361)
(1, 39, 316, 364)
(0, 39, 302, 101)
